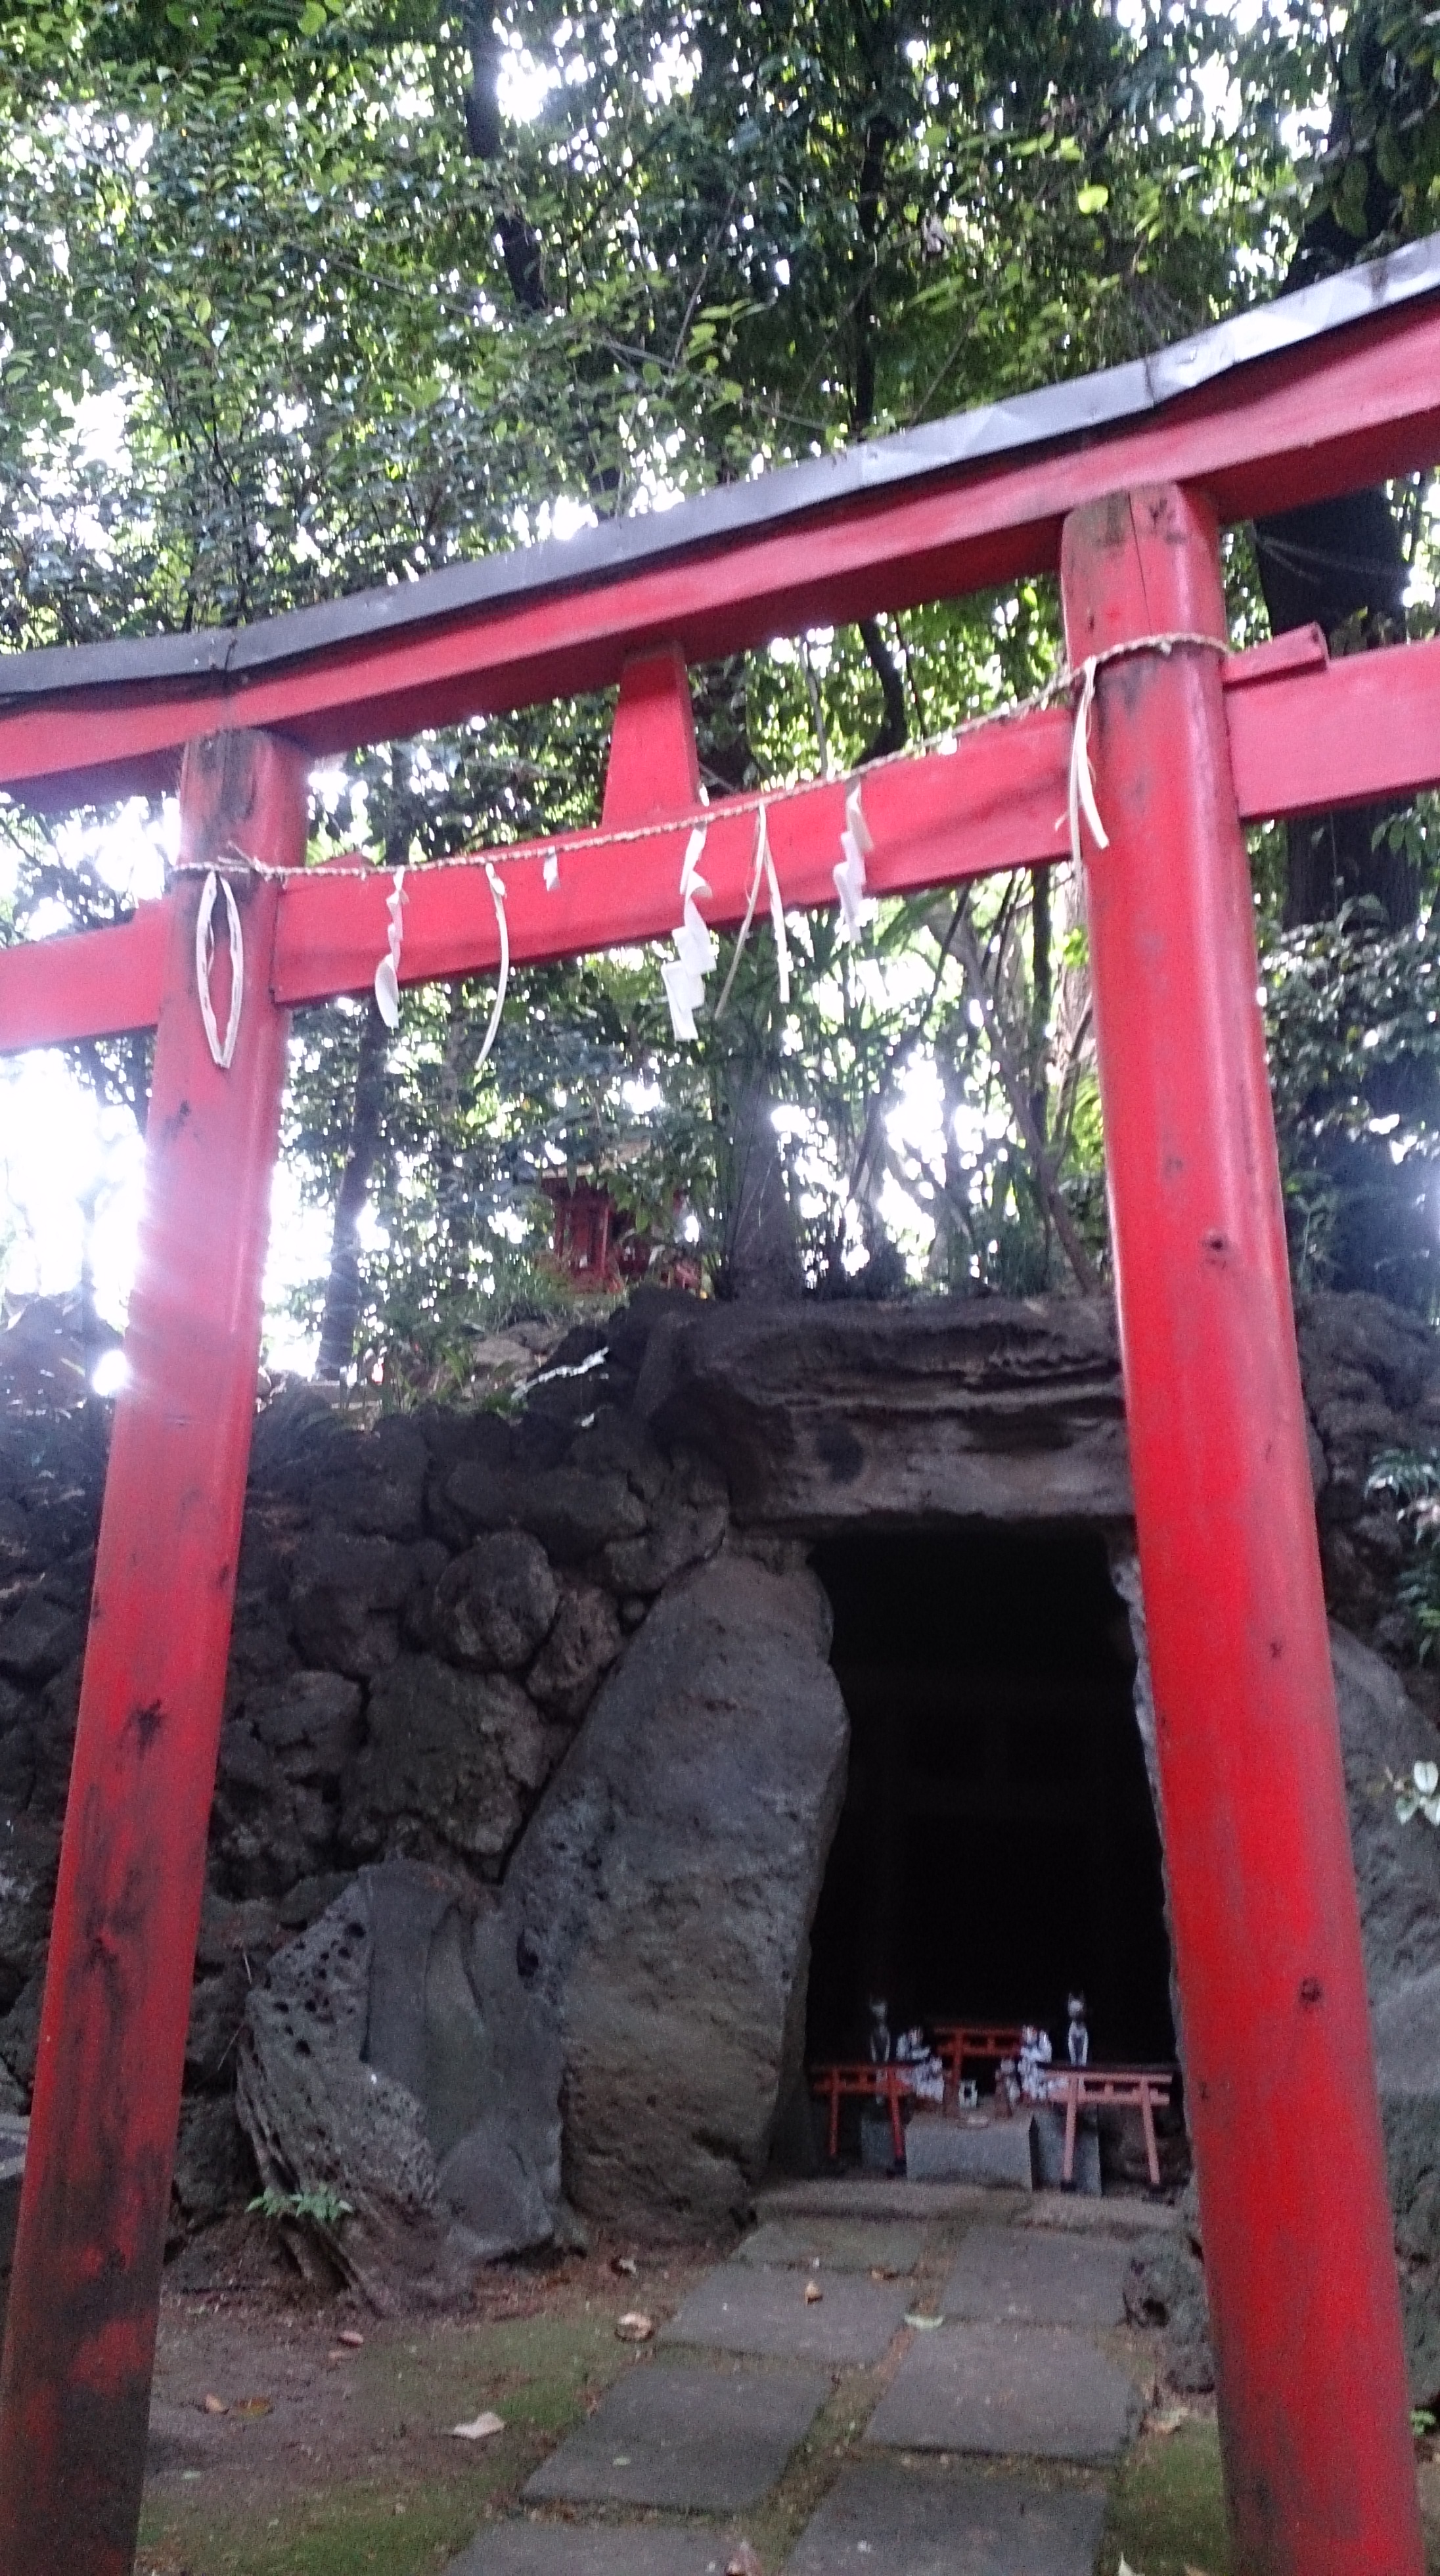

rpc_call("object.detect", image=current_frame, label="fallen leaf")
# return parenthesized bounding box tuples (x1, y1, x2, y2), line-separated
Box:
(904, 2311, 944, 2331)
(612, 2255, 638, 2276)
(803, 2281, 824, 2305)
(232, 2397, 272, 2418)
(336, 2328, 365, 2349)
(451, 2411, 505, 2441)
(726, 2546, 763, 2576)
(201, 2395, 227, 2416)
(616, 2311, 654, 2342)
(869, 2266, 899, 2281)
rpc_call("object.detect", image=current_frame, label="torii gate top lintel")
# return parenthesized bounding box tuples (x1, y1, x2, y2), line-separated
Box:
(0, 241, 1437, 2576)
(3, 229, 1440, 816)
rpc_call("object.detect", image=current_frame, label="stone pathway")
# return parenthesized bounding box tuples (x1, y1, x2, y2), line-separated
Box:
(453, 2192, 1168, 2573)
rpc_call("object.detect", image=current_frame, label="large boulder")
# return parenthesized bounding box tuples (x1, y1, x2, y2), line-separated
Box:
(1133, 1626, 1440, 2403)
(236, 1860, 562, 2310)
(503, 1550, 849, 2234)
(1335, 1626, 1440, 2404)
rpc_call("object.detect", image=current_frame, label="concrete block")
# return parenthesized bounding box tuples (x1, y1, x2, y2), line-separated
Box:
(905, 2115, 1035, 2190)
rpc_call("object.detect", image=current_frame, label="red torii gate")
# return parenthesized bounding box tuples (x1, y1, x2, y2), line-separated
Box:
(3, 240, 1440, 2576)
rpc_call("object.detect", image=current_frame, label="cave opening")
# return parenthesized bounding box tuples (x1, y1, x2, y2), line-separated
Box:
(806, 1525, 1176, 2073)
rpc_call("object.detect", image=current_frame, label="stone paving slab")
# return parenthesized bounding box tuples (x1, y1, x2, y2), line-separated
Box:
(661, 2265, 911, 2366)
(865, 2322, 1140, 2462)
(736, 2218, 926, 2275)
(447, 2524, 731, 2575)
(941, 2224, 1138, 2328)
(523, 2360, 828, 2511)
(782, 2460, 1108, 2573)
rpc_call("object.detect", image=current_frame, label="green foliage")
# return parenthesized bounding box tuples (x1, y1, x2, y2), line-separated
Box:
(248, 2180, 353, 2227)
(1263, 877, 1440, 1304)
(1366, 1446, 1440, 1656)
(5, 0, 1434, 1360)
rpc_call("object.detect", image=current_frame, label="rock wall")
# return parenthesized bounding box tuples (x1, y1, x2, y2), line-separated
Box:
(1, 1283, 1439, 2299)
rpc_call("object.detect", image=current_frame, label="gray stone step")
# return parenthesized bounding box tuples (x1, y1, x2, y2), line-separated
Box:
(783, 2460, 1107, 2573)
(941, 2224, 1138, 2328)
(660, 2265, 911, 2367)
(523, 2359, 829, 2512)
(446, 2527, 731, 2575)
(865, 2322, 1140, 2463)
(736, 2218, 926, 2275)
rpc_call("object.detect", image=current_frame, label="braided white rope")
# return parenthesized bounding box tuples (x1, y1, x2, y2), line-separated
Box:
(194, 868, 244, 1068)
(175, 630, 1228, 913)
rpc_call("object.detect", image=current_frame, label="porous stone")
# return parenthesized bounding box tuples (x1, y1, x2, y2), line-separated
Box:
(505, 1553, 849, 2232)
(289, 1530, 413, 1678)
(524, 1581, 623, 1720)
(0, 1588, 83, 1685)
(632, 1297, 1132, 1529)
(342, 1655, 551, 1871)
(522, 2360, 828, 2511)
(236, 1861, 562, 2309)
(246, 1669, 363, 1780)
(0, 1815, 60, 2010)
(432, 1532, 559, 1672)
(941, 2225, 1135, 2329)
(171, 2094, 248, 2228)
(865, 2321, 1140, 2462)
(443, 1461, 647, 1565)
(784, 2460, 1108, 2575)
(660, 2262, 910, 2366)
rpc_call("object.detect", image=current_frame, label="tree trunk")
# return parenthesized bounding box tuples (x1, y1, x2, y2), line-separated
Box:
(1253, 76, 1412, 928)
(315, 996, 390, 1381)
(717, 1066, 804, 1302)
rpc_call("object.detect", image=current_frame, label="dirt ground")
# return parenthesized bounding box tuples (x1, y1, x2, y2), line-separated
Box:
(135, 2211, 1440, 2576)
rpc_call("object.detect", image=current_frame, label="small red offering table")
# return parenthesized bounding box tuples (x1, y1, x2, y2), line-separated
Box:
(1046, 2065, 1175, 2188)
(808, 2061, 916, 2163)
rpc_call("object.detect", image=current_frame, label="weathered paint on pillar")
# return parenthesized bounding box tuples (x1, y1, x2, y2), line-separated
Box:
(1060, 484, 1422, 2576)
(0, 731, 303, 2576)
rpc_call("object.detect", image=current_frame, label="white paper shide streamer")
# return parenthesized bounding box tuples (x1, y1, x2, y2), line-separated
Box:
(834, 781, 876, 942)
(474, 861, 510, 1072)
(373, 867, 406, 1030)
(758, 804, 791, 1007)
(661, 826, 713, 1043)
(194, 868, 244, 1069)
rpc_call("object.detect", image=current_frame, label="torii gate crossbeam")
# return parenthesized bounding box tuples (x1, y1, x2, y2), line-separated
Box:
(1, 241, 1440, 2576)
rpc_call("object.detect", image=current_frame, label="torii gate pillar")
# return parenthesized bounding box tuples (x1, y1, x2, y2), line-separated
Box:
(0, 731, 302, 2576)
(1064, 485, 1423, 2575)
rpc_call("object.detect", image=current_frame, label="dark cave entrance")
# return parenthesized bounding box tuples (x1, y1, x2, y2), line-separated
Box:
(806, 1525, 1176, 2070)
